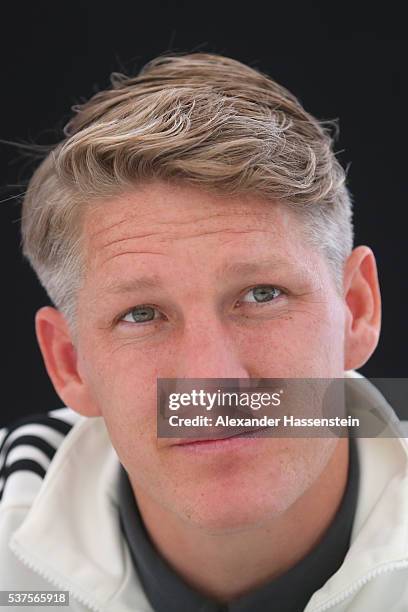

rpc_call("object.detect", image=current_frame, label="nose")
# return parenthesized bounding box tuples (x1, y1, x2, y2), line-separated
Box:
(170, 314, 251, 382)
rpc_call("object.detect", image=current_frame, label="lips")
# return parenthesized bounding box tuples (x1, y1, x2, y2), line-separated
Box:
(172, 426, 270, 446)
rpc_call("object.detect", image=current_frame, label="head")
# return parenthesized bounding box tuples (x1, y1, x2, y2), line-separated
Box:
(22, 53, 381, 531)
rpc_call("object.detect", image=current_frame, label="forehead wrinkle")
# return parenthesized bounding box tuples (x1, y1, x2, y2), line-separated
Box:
(92, 225, 287, 274)
(87, 201, 276, 243)
(88, 208, 227, 240)
(100, 226, 271, 254)
(88, 215, 131, 241)
(98, 232, 168, 251)
(99, 250, 167, 269)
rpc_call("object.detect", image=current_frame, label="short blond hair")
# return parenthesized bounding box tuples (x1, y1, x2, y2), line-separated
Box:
(21, 53, 353, 333)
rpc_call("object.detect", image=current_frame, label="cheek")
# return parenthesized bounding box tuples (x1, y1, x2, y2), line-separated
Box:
(84, 337, 157, 405)
(232, 312, 345, 377)
(80, 344, 158, 456)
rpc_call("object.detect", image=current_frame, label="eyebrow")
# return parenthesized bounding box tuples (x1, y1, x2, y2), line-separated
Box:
(104, 257, 302, 295)
(217, 258, 299, 278)
(104, 275, 165, 294)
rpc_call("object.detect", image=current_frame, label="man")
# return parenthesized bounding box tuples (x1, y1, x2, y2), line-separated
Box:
(1, 53, 407, 611)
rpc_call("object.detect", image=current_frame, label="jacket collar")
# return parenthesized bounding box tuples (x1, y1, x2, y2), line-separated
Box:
(10, 372, 408, 612)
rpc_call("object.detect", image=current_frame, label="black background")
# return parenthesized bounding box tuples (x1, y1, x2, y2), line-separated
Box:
(0, 3, 407, 426)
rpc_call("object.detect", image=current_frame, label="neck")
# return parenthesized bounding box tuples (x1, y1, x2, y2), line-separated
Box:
(130, 437, 349, 602)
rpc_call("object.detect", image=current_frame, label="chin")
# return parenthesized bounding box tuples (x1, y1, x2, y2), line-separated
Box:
(175, 481, 293, 534)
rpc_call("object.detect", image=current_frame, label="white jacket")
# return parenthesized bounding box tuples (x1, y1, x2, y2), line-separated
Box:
(1, 371, 408, 612)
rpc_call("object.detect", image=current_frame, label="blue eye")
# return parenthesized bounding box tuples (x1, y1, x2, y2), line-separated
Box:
(121, 305, 158, 323)
(119, 285, 282, 326)
(242, 286, 282, 303)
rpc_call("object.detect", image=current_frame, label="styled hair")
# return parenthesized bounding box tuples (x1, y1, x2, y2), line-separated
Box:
(20, 52, 353, 335)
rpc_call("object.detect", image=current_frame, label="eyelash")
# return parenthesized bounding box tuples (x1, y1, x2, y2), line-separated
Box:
(117, 285, 285, 326)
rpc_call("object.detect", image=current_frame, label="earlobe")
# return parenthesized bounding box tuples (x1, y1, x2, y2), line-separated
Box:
(35, 306, 101, 417)
(343, 246, 382, 371)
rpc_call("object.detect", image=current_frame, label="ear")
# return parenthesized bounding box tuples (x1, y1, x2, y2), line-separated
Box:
(35, 306, 101, 417)
(343, 246, 382, 371)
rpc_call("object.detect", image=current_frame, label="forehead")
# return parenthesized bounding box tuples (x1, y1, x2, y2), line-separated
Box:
(79, 181, 322, 297)
(77, 181, 329, 307)
(83, 181, 302, 255)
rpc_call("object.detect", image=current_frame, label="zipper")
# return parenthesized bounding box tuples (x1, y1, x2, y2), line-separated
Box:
(309, 560, 408, 611)
(9, 538, 103, 612)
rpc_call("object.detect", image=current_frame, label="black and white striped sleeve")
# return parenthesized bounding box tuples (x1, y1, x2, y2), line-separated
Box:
(0, 407, 80, 502)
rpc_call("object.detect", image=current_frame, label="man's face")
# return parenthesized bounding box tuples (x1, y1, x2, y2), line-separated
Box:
(75, 181, 346, 531)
